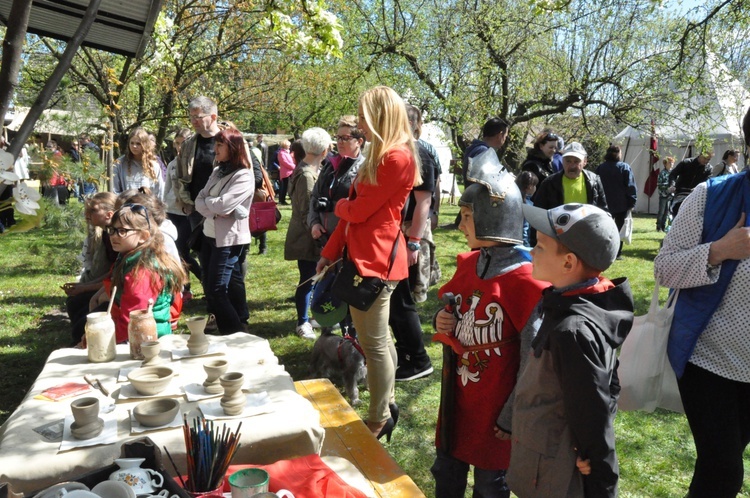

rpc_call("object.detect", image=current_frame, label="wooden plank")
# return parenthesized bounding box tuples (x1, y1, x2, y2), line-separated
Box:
(295, 379, 426, 498)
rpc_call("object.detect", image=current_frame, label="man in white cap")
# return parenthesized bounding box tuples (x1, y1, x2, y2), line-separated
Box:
(529, 141, 608, 245)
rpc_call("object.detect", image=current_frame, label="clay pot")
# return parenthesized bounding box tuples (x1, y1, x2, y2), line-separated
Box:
(186, 316, 210, 355)
(127, 366, 175, 396)
(140, 341, 162, 366)
(133, 398, 180, 427)
(70, 397, 104, 440)
(203, 359, 228, 394)
(219, 372, 245, 416)
(128, 307, 157, 360)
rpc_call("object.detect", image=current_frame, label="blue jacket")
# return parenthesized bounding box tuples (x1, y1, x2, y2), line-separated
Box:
(596, 160, 637, 214)
(668, 171, 750, 377)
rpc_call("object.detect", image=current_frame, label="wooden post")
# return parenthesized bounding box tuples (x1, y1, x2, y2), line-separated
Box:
(7, 0, 103, 159)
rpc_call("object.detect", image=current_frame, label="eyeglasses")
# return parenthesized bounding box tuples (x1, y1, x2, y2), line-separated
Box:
(335, 135, 355, 142)
(189, 114, 209, 121)
(106, 226, 139, 237)
(544, 133, 559, 142)
(122, 203, 151, 230)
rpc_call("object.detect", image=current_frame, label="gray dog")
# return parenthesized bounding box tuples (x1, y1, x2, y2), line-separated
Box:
(309, 330, 367, 406)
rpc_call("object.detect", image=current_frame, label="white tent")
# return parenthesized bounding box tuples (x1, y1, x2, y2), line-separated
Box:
(614, 54, 750, 214)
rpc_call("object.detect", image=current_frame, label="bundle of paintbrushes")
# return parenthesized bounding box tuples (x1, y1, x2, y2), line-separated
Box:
(164, 415, 242, 493)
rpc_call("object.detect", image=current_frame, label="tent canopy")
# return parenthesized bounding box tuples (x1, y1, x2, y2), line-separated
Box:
(0, 0, 165, 58)
(615, 54, 750, 214)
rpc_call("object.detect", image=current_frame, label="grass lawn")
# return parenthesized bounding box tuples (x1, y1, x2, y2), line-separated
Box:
(0, 199, 748, 497)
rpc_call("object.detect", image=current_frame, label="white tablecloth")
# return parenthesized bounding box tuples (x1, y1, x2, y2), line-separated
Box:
(0, 333, 325, 495)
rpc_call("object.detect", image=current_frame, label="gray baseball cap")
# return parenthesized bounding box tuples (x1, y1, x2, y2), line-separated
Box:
(561, 141, 587, 160)
(522, 203, 619, 271)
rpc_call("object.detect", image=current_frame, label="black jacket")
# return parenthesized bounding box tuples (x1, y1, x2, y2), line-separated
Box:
(668, 156, 711, 193)
(533, 169, 609, 212)
(521, 149, 555, 188)
(508, 278, 634, 498)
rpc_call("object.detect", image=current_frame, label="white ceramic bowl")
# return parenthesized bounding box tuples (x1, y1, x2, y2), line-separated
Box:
(133, 398, 180, 427)
(127, 366, 174, 396)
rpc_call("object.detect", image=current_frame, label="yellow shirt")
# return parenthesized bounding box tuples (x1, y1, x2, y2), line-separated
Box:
(562, 175, 587, 204)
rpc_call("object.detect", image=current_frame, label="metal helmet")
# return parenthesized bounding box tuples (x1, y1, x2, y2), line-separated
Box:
(459, 147, 524, 244)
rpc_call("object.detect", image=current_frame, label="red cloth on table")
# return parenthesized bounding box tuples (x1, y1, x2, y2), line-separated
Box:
(214, 454, 368, 498)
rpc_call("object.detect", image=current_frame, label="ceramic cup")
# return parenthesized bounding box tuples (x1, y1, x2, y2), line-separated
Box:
(229, 468, 269, 498)
(109, 457, 164, 495)
(140, 341, 163, 366)
(70, 397, 104, 440)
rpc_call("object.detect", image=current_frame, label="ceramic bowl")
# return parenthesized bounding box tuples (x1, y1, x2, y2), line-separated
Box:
(127, 366, 175, 396)
(133, 398, 180, 427)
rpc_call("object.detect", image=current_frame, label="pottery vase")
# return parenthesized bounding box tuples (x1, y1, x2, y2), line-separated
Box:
(140, 340, 162, 366)
(219, 372, 245, 416)
(186, 316, 210, 355)
(85, 311, 116, 363)
(70, 397, 104, 440)
(203, 359, 228, 394)
(128, 303, 157, 360)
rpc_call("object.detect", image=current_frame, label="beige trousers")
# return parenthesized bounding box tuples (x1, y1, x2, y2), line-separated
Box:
(349, 281, 397, 423)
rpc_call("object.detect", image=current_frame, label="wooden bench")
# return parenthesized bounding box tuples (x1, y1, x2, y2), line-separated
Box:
(294, 378, 426, 498)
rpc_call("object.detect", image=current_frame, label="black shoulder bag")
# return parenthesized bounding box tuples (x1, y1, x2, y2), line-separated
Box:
(332, 237, 399, 312)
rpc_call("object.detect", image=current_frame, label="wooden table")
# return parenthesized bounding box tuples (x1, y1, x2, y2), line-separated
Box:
(295, 379, 426, 498)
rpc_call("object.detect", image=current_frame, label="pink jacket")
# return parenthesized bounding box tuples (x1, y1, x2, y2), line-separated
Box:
(279, 149, 296, 180)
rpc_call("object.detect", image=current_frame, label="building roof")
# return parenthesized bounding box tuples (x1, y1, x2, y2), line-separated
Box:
(0, 0, 165, 58)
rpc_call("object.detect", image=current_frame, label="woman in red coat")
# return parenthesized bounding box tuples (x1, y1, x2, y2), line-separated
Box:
(317, 86, 422, 440)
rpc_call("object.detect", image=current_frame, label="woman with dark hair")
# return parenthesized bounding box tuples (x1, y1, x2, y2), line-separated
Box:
(521, 131, 559, 189)
(712, 149, 739, 177)
(195, 127, 255, 334)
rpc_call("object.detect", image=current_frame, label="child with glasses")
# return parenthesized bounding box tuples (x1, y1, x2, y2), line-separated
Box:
(89, 203, 187, 343)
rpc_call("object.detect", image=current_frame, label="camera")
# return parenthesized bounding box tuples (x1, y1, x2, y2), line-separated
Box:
(314, 197, 331, 212)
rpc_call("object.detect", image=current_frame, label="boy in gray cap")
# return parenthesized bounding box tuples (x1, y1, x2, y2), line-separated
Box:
(507, 203, 634, 498)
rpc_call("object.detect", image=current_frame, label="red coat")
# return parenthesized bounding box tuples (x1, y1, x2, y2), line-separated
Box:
(321, 147, 415, 281)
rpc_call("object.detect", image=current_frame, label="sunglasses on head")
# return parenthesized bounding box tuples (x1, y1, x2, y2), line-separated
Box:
(121, 203, 151, 230)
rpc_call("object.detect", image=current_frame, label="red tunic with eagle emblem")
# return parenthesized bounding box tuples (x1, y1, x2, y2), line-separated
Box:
(435, 250, 544, 469)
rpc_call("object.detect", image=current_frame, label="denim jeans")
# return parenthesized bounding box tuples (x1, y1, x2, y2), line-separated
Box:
(199, 238, 248, 334)
(295, 260, 317, 326)
(431, 448, 510, 498)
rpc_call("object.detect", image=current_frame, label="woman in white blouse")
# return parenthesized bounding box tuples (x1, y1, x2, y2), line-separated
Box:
(654, 169, 750, 498)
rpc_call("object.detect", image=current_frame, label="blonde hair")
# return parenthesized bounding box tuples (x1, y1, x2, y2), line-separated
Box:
(125, 127, 159, 181)
(357, 86, 422, 186)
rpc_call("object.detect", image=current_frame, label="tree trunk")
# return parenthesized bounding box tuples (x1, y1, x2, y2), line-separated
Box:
(0, 0, 32, 139)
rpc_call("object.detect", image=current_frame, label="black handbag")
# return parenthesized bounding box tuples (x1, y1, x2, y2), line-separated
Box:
(332, 238, 399, 312)
(187, 218, 205, 252)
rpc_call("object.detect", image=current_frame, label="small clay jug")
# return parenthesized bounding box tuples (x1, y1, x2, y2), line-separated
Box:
(70, 397, 104, 440)
(129, 301, 157, 360)
(203, 359, 228, 394)
(186, 316, 210, 355)
(85, 311, 116, 363)
(140, 341, 162, 366)
(219, 372, 245, 416)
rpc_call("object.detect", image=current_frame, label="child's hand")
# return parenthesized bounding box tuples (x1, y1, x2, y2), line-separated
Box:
(493, 426, 511, 440)
(435, 309, 457, 336)
(576, 456, 591, 475)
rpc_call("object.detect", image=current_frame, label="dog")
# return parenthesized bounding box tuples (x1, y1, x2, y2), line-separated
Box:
(309, 330, 367, 406)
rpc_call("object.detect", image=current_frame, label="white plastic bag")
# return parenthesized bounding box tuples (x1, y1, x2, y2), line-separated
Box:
(618, 285, 684, 413)
(619, 210, 633, 245)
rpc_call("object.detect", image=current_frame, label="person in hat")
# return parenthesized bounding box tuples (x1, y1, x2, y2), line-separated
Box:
(530, 142, 607, 247)
(431, 147, 546, 498)
(506, 203, 634, 498)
